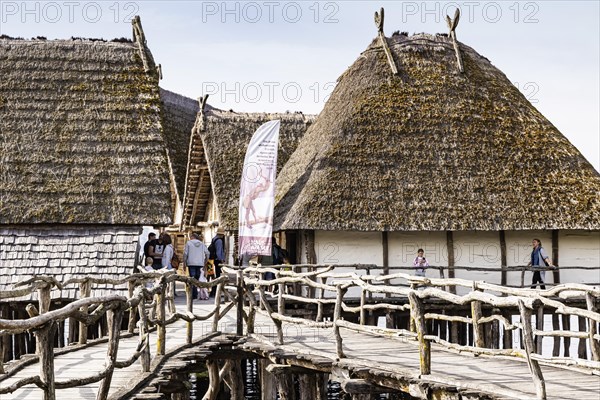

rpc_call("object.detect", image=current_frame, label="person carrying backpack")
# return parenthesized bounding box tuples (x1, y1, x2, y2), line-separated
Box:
(528, 238, 554, 289)
(208, 228, 226, 297)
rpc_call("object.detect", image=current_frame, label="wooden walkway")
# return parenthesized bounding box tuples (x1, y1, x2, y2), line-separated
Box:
(244, 317, 600, 400)
(1, 268, 599, 400)
(0, 297, 238, 400)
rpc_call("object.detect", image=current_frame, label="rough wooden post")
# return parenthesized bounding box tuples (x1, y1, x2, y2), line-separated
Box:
(518, 300, 546, 400)
(334, 285, 346, 358)
(37, 284, 52, 354)
(578, 316, 588, 359)
(409, 291, 430, 375)
(205, 359, 221, 400)
(186, 280, 193, 344)
(500, 230, 507, 286)
(299, 373, 317, 400)
(97, 309, 124, 400)
(213, 281, 223, 332)
(127, 279, 137, 333)
(260, 359, 277, 400)
(536, 306, 544, 354)
(156, 285, 166, 356)
(227, 359, 244, 400)
(316, 277, 326, 322)
(38, 322, 57, 400)
(446, 231, 456, 294)
(586, 293, 600, 361)
(360, 288, 367, 325)
(471, 288, 485, 348)
(562, 315, 571, 357)
(275, 370, 296, 400)
(137, 297, 151, 372)
(246, 289, 257, 335)
(551, 314, 560, 356)
(277, 274, 285, 315)
(79, 279, 91, 344)
(237, 269, 245, 336)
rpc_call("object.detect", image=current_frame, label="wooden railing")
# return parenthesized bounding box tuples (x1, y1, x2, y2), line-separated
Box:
(224, 264, 600, 400)
(0, 270, 231, 400)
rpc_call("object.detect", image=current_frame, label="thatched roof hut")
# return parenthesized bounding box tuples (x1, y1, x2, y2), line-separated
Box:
(182, 109, 315, 231)
(159, 88, 202, 220)
(274, 32, 600, 232)
(0, 30, 172, 300)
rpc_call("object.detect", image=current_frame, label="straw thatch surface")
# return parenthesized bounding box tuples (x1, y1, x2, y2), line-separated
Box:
(0, 38, 172, 225)
(160, 89, 201, 203)
(274, 33, 600, 231)
(187, 110, 315, 230)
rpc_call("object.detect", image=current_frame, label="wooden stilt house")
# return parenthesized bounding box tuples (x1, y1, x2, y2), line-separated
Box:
(273, 23, 600, 287)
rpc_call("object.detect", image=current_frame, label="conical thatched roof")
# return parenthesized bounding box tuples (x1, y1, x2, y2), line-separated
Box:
(185, 110, 315, 230)
(0, 37, 172, 225)
(274, 33, 600, 232)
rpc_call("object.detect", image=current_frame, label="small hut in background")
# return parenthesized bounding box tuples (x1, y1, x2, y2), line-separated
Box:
(274, 26, 600, 287)
(182, 107, 315, 261)
(0, 24, 172, 305)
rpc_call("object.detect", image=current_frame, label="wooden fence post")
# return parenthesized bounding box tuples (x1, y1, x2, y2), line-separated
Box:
(409, 291, 430, 375)
(97, 309, 124, 400)
(186, 281, 193, 344)
(38, 322, 56, 400)
(127, 279, 137, 334)
(316, 277, 326, 322)
(586, 293, 600, 361)
(518, 300, 546, 400)
(471, 288, 485, 348)
(333, 285, 346, 358)
(79, 279, 91, 344)
(213, 281, 223, 333)
(237, 269, 244, 336)
(137, 296, 151, 372)
(360, 288, 366, 325)
(156, 284, 166, 356)
(37, 284, 51, 355)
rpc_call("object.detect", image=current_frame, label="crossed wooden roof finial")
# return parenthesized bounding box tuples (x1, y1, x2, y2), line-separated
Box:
(374, 7, 398, 75)
(446, 8, 464, 73)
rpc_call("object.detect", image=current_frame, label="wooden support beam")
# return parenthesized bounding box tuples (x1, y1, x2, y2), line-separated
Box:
(552, 314, 561, 357)
(128, 280, 137, 334)
(578, 316, 588, 359)
(500, 231, 507, 286)
(471, 296, 485, 348)
(341, 379, 393, 394)
(409, 292, 431, 375)
(535, 306, 544, 354)
(446, 231, 456, 294)
(204, 360, 220, 400)
(260, 359, 277, 400)
(518, 300, 546, 400)
(334, 285, 347, 358)
(552, 230, 560, 284)
(586, 293, 600, 361)
(38, 322, 56, 400)
(79, 279, 91, 345)
(96, 309, 124, 400)
(562, 315, 571, 357)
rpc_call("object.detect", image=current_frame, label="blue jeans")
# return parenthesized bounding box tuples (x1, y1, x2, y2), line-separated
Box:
(188, 265, 202, 299)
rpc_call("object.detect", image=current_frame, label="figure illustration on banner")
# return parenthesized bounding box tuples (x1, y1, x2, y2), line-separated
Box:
(240, 171, 272, 231)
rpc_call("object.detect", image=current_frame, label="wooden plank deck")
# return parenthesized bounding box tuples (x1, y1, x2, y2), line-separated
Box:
(245, 312, 600, 400)
(1, 296, 599, 399)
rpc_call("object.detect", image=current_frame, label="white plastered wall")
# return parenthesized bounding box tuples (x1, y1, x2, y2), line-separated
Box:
(558, 230, 600, 285)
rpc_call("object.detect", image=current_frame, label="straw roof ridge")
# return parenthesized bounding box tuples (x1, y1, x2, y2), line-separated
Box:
(274, 33, 600, 232)
(184, 109, 315, 230)
(0, 38, 172, 225)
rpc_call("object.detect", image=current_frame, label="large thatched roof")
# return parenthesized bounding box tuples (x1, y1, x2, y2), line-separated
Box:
(0, 37, 172, 225)
(274, 33, 600, 232)
(184, 110, 314, 230)
(160, 89, 200, 204)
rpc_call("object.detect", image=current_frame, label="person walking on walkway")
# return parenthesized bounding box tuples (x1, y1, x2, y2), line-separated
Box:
(183, 232, 210, 300)
(528, 238, 553, 289)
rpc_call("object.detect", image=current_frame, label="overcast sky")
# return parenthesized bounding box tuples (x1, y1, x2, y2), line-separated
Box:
(1, 1, 598, 170)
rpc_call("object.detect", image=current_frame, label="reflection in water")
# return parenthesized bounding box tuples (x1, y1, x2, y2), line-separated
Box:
(185, 359, 416, 399)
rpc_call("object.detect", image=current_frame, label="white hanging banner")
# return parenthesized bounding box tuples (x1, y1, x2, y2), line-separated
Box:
(238, 120, 280, 256)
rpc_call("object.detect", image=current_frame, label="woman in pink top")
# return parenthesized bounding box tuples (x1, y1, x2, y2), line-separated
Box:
(413, 248, 429, 277)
